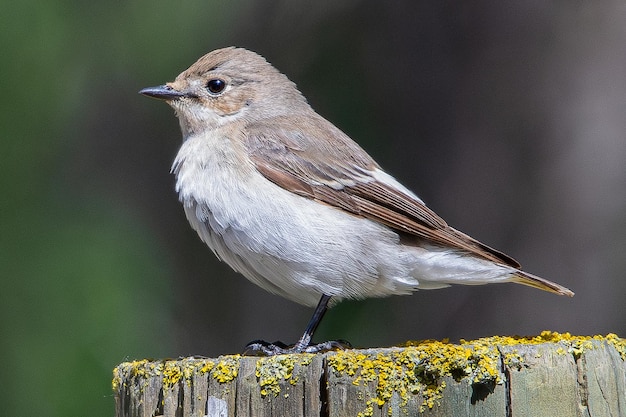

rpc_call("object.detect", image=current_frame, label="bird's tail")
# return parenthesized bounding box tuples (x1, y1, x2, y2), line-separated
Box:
(511, 270, 574, 297)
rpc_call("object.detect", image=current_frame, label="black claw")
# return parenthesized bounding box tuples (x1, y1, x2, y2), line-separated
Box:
(243, 340, 289, 356)
(301, 339, 352, 354)
(242, 295, 350, 356)
(242, 339, 352, 356)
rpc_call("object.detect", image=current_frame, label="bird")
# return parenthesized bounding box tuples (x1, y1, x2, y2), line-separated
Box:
(139, 47, 574, 355)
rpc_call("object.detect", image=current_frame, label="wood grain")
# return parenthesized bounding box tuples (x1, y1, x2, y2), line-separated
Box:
(113, 334, 625, 417)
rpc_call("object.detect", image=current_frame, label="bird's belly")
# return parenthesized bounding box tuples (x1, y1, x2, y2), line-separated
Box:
(177, 167, 421, 306)
(174, 150, 515, 307)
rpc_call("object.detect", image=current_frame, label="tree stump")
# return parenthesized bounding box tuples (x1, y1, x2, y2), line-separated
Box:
(113, 332, 626, 417)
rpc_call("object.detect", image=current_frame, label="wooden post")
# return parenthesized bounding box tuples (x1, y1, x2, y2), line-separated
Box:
(113, 332, 626, 417)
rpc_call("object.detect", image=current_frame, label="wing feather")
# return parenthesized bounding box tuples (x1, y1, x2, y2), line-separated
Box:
(245, 115, 521, 268)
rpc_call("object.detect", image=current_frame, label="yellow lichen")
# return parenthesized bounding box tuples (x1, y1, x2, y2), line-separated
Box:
(327, 331, 625, 416)
(111, 357, 214, 393)
(162, 361, 183, 389)
(160, 358, 218, 389)
(112, 331, 625, 416)
(181, 358, 216, 385)
(199, 360, 215, 374)
(112, 366, 122, 392)
(605, 333, 626, 359)
(211, 355, 240, 383)
(255, 353, 314, 397)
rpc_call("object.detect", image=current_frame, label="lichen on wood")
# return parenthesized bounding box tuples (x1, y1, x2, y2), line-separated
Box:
(113, 332, 626, 417)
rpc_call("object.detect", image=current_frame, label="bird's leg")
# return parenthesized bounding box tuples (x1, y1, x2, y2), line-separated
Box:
(243, 294, 351, 356)
(293, 294, 332, 351)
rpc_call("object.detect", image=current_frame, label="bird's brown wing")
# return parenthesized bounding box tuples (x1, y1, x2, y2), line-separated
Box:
(243, 114, 521, 268)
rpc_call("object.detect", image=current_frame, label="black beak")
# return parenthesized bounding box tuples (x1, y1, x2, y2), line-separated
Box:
(139, 85, 186, 100)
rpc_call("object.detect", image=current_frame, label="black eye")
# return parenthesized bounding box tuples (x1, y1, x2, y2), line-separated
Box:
(206, 79, 226, 95)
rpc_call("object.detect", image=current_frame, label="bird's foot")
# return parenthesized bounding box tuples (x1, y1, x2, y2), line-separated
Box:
(243, 339, 351, 356)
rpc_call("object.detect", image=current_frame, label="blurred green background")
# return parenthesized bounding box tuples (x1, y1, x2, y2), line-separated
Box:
(2, 1, 625, 416)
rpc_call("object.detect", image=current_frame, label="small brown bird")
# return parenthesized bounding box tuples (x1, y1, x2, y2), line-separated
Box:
(140, 47, 573, 355)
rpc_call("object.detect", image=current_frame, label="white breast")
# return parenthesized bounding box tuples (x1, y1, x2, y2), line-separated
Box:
(172, 131, 425, 306)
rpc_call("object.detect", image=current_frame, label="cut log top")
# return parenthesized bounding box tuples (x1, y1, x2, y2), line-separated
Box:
(113, 331, 626, 417)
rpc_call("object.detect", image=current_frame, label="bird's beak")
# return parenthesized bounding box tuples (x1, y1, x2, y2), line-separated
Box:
(139, 85, 186, 101)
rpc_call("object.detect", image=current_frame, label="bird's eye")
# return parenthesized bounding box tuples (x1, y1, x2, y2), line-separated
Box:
(206, 79, 226, 95)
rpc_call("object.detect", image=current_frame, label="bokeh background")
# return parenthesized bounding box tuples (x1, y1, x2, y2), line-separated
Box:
(2, 1, 625, 416)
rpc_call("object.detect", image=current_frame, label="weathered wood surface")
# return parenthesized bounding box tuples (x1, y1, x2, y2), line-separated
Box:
(113, 333, 626, 417)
